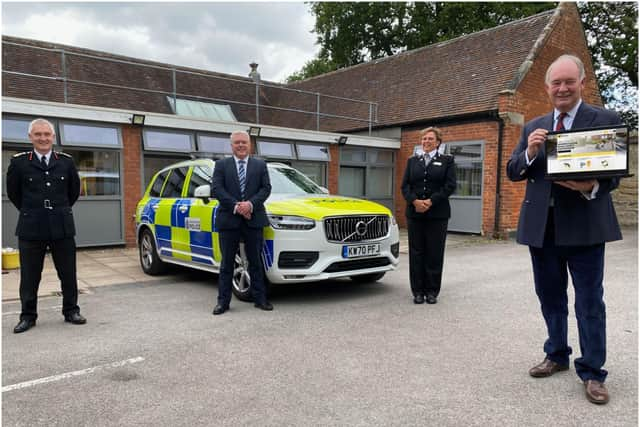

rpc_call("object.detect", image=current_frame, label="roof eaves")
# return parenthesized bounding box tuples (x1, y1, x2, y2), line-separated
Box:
(506, 4, 565, 91)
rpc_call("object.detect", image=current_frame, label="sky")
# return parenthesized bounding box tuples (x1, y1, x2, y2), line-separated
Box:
(1, 2, 319, 82)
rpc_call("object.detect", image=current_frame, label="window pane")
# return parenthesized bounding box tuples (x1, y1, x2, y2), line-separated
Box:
(258, 141, 294, 158)
(367, 167, 393, 197)
(61, 123, 120, 147)
(198, 134, 232, 154)
(2, 118, 32, 143)
(369, 149, 393, 164)
(296, 144, 330, 161)
(454, 161, 482, 196)
(339, 166, 365, 197)
(144, 130, 193, 151)
(187, 165, 213, 197)
(161, 167, 188, 198)
(291, 162, 326, 186)
(143, 155, 189, 189)
(449, 144, 481, 160)
(341, 148, 366, 163)
(62, 149, 121, 196)
(149, 170, 170, 197)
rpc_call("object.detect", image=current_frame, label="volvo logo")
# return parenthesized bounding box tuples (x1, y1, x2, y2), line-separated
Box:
(355, 221, 367, 236)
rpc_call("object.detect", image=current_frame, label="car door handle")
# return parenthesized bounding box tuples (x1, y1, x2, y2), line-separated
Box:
(178, 205, 188, 213)
(151, 205, 159, 210)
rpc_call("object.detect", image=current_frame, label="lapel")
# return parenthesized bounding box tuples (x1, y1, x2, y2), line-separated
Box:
(229, 157, 241, 194)
(543, 111, 555, 132)
(571, 102, 596, 130)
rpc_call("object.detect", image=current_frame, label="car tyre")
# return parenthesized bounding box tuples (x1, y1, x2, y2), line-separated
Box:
(231, 243, 270, 302)
(350, 272, 385, 283)
(139, 228, 167, 275)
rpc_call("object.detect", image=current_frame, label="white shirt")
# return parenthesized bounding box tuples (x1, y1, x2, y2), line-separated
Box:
(34, 150, 52, 165)
(231, 155, 253, 213)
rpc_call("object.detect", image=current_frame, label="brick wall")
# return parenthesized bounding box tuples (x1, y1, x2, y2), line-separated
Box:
(122, 125, 142, 246)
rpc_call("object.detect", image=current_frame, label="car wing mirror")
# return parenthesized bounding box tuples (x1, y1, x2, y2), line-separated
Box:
(319, 186, 330, 194)
(194, 184, 211, 203)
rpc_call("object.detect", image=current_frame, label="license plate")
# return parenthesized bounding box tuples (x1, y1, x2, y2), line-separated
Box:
(342, 243, 381, 258)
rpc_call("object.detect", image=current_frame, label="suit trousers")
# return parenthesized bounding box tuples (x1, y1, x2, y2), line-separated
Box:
(407, 218, 448, 297)
(528, 209, 607, 382)
(218, 222, 267, 306)
(18, 237, 80, 321)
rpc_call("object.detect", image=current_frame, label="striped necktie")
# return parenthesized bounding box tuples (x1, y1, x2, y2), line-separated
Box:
(238, 160, 246, 197)
(555, 112, 567, 131)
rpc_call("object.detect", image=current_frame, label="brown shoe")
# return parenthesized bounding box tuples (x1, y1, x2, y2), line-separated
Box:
(584, 380, 609, 404)
(529, 358, 570, 378)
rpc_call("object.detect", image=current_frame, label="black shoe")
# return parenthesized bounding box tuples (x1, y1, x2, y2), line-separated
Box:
(254, 302, 274, 311)
(14, 319, 36, 333)
(213, 304, 228, 315)
(64, 313, 87, 324)
(426, 295, 437, 304)
(413, 295, 425, 304)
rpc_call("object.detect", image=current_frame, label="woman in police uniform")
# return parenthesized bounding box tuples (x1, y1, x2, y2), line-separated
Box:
(401, 127, 456, 304)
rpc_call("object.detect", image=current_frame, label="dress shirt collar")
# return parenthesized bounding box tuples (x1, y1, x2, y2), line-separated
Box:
(232, 155, 249, 168)
(554, 99, 582, 131)
(34, 150, 52, 164)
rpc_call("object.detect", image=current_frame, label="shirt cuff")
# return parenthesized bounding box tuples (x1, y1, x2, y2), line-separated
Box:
(524, 150, 536, 166)
(581, 181, 600, 200)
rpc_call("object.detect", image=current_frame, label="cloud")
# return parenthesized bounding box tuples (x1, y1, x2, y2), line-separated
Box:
(2, 2, 318, 82)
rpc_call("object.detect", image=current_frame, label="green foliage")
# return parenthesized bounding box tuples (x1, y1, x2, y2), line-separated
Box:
(578, 2, 638, 127)
(286, 58, 338, 83)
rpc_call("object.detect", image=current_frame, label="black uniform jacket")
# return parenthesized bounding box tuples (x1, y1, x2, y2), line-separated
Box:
(401, 152, 456, 220)
(212, 156, 271, 230)
(6, 151, 81, 240)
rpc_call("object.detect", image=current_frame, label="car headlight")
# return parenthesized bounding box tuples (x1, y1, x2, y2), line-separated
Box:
(268, 215, 315, 230)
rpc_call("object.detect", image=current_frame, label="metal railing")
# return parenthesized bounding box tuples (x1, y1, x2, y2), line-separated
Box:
(2, 40, 379, 134)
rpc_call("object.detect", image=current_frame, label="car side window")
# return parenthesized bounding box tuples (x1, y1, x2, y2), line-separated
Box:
(187, 165, 213, 197)
(161, 167, 189, 198)
(149, 170, 170, 197)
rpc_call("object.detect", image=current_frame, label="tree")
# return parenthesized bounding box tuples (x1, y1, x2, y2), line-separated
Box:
(579, 2, 638, 127)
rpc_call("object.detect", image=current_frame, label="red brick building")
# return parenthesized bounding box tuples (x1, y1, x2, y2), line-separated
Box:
(2, 3, 606, 247)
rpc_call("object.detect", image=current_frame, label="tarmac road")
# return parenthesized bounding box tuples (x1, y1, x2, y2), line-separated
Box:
(2, 229, 637, 426)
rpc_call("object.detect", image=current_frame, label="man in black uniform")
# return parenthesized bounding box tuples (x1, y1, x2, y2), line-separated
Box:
(6, 118, 86, 333)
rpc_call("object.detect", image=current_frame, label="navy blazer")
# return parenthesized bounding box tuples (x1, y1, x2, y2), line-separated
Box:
(401, 152, 456, 220)
(506, 102, 622, 248)
(212, 156, 271, 230)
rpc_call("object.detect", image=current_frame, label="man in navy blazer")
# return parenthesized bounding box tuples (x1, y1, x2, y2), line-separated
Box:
(507, 54, 622, 404)
(211, 130, 272, 314)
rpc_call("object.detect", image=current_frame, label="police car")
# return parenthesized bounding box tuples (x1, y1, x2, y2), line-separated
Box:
(135, 159, 400, 301)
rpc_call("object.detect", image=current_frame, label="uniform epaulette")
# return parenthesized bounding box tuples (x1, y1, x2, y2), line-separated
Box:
(12, 151, 29, 158)
(55, 151, 73, 158)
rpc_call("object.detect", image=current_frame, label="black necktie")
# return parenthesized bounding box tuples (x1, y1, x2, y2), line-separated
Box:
(40, 155, 48, 168)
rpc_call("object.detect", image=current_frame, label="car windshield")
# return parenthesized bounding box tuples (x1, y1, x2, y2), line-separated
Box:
(269, 166, 324, 195)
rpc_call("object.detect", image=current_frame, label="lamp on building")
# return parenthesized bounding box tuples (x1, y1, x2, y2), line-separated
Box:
(248, 126, 261, 138)
(336, 136, 348, 146)
(131, 114, 146, 126)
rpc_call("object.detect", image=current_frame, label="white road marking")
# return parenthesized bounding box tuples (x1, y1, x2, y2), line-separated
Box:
(3, 305, 62, 316)
(2, 357, 145, 393)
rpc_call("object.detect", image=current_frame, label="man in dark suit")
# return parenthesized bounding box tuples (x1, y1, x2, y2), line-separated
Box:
(507, 54, 622, 404)
(6, 118, 86, 333)
(211, 130, 272, 314)
(401, 127, 456, 305)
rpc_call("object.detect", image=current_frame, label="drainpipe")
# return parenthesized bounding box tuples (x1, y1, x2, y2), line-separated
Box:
(493, 114, 505, 239)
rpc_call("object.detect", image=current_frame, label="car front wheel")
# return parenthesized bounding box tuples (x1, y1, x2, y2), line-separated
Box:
(231, 243, 270, 302)
(139, 228, 167, 275)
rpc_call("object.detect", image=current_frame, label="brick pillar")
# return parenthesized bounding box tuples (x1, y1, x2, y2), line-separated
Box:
(122, 125, 142, 247)
(328, 144, 340, 194)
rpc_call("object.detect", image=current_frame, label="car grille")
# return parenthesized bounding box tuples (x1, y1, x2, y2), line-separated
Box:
(278, 251, 319, 269)
(324, 257, 391, 273)
(324, 215, 389, 243)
